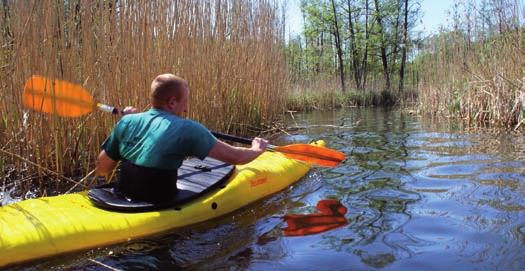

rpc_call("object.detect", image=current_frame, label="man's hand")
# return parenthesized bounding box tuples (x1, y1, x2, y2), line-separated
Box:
(251, 137, 269, 153)
(95, 150, 118, 177)
(122, 106, 139, 115)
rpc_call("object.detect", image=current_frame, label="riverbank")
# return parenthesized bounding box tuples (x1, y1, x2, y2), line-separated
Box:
(287, 89, 392, 111)
(286, 86, 420, 112)
(415, 30, 524, 128)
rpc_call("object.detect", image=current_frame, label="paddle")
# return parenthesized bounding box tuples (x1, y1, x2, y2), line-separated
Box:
(210, 131, 345, 167)
(22, 75, 345, 167)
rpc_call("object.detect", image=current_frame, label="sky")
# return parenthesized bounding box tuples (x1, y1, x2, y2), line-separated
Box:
(285, 0, 457, 37)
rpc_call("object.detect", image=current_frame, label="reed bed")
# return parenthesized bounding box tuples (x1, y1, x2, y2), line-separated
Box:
(416, 0, 524, 128)
(0, 0, 287, 198)
(286, 78, 399, 111)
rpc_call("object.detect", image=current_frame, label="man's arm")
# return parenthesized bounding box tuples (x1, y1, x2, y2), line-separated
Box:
(95, 150, 118, 177)
(208, 137, 268, 165)
(94, 107, 136, 177)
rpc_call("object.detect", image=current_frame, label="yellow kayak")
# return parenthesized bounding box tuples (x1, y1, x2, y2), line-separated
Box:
(0, 140, 323, 267)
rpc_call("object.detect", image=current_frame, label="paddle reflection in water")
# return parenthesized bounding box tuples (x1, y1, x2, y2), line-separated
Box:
(283, 199, 348, 236)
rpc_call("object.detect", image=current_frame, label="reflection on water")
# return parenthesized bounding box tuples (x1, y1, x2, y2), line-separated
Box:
(18, 108, 525, 270)
(283, 199, 348, 236)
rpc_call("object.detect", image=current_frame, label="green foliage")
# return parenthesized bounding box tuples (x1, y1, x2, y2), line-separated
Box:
(287, 0, 422, 94)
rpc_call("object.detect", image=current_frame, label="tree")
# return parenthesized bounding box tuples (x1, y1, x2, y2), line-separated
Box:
(331, 0, 345, 91)
(398, 0, 409, 93)
(373, 0, 391, 92)
(290, 0, 422, 94)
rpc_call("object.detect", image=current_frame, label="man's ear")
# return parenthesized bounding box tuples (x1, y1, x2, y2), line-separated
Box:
(166, 96, 177, 110)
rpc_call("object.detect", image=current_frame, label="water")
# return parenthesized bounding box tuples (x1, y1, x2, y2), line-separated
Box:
(16, 108, 525, 270)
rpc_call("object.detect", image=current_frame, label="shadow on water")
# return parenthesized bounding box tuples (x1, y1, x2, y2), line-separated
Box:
(13, 108, 525, 270)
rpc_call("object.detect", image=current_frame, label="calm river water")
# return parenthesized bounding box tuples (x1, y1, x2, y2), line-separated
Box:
(19, 108, 525, 270)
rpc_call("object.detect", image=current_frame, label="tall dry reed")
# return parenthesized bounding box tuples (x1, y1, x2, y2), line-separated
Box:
(416, 0, 524, 128)
(0, 0, 287, 196)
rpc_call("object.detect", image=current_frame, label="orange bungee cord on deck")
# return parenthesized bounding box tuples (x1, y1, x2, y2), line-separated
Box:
(283, 199, 348, 236)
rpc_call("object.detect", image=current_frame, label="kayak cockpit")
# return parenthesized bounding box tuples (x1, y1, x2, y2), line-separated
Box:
(88, 157, 234, 212)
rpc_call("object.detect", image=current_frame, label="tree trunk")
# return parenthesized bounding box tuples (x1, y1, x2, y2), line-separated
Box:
(346, 0, 360, 90)
(374, 0, 390, 92)
(361, 0, 370, 90)
(315, 31, 323, 74)
(331, 0, 345, 92)
(398, 0, 409, 93)
(389, 0, 402, 77)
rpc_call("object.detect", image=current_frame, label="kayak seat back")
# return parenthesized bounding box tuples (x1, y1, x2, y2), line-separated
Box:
(88, 157, 234, 212)
(117, 160, 179, 203)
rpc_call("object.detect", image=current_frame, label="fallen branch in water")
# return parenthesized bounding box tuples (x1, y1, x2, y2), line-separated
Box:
(65, 169, 95, 193)
(88, 259, 122, 271)
(288, 124, 357, 130)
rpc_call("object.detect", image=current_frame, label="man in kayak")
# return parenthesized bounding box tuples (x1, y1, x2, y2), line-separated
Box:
(94, 73, 268, 202)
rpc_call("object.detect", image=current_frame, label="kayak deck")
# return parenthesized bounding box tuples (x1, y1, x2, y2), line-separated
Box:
(0, 141, 323, 267)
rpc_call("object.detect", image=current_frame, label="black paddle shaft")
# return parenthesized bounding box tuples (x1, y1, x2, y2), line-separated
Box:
(211, 132, 252, 145)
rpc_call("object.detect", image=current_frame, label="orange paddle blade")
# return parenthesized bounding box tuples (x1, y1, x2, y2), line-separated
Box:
(23, 75, 95, 117)
(273, 144, 345, 167)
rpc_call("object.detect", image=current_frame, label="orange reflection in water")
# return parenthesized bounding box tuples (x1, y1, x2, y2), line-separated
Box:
(283, 199, 348, 236)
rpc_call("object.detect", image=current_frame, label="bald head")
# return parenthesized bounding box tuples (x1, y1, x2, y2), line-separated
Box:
(150, 74, 188, 108)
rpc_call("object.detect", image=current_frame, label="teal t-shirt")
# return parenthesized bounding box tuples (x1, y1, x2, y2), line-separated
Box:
(101, 108, 217, 170)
